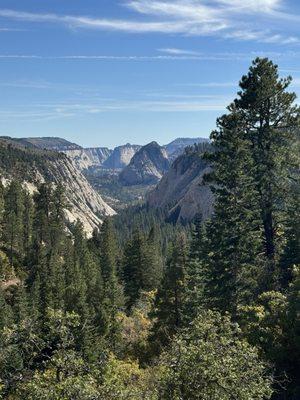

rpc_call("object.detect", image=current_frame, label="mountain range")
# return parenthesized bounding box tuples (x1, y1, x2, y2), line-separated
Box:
(19, 136, 208, 172)
(0, 135, 213, 231)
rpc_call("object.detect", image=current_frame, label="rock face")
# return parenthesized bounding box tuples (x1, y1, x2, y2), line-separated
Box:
(120, 141, 170, 186)
(164, 137, 210, 161)
(0, 138, 115, 236)
(63, 147, 112, 171)
(147, 147, 214, 223)
(103, 144, 141, 169)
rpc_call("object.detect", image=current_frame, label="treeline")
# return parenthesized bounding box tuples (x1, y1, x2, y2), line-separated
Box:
(0, 58, 299, 399)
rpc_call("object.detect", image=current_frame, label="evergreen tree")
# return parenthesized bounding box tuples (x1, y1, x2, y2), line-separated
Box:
(280, 185, 300, 286)
(183, 215, 207, 325)
(235, 58, 300, 283)
(99, 218, 123, 345)
(0, 180, 4, 240)
(123, 228, 162, 310)
(143, 226, 163, 291)
(123, 230, 146, 309)
(22, 191, 33, 264)
(204, 110, 263, 313)
(3, 180, 25, 266)
(12, 282, 28, 324)
(151, 233, 188, 349)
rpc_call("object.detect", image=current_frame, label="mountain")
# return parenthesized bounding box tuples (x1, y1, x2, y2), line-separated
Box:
(103, 144, 141, 169)
(7, 136, 83, 151)
(63, 147, 112, 171)
(165, 137, 210, 161)
(147, 143, 213, 223)
(119, 141, 170, 186)
(0, 137, 115, 235)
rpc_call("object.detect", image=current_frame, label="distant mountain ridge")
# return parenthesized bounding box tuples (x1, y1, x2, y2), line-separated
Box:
(7, 136, 83, 151)
(164, 137, 210, 161)
(119, 141, 170, 186)
(11, 136, 209, 173)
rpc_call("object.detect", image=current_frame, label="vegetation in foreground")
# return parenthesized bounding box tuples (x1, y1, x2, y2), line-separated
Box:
(0, 58, 299, 399)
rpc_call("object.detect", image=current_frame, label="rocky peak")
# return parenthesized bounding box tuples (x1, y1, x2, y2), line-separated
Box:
(119, 141, 170, 186)
(103, 144, 141, 169)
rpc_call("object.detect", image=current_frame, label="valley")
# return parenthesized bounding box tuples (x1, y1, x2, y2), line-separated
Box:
(0, 59, 299, 400)
(10, 135, 210, 211)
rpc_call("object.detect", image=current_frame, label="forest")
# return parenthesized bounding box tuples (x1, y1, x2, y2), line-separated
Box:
(0, 58, 299, 399)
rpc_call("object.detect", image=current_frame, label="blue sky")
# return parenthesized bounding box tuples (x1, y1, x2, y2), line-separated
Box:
(1, 0, 300, 148)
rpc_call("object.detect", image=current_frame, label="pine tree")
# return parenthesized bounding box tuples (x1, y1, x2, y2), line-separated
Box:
(123, 230, 145, 309)
(204, 110, 263, 313)
(183, 215, 207, 325)
(22, 191, 33, 264)
(0, 180, 4, 240)
(99, 218, 123, 345)
(151, 233, 188, 349)
(280, 184, 300, 287)
(234, 58, 300, 284)
(3, 180, 25, 266)
(32, 183, 52, 246)
(143, 226, 163, 291)
(12, 282, 28, 324)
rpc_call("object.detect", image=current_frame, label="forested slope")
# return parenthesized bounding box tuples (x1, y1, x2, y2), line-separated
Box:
(0, 58, 299, 400)
(0, 138, 115, 235)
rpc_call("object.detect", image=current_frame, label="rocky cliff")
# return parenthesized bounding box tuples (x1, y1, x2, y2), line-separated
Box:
(119, 141, 170, 186)
(0, 138, 115, 236)
(63, 147, 112, 171)
(103, 144, 141, 169)
(147, 146, 213, 223)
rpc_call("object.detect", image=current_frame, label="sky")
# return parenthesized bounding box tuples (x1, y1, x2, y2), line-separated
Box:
(1, 0, 300, 148)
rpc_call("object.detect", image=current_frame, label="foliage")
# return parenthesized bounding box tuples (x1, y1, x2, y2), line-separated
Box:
(158, 310, 273, 400)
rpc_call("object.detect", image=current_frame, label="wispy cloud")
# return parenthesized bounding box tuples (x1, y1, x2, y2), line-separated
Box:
(0, 1, 298, 44)
(0, 95, 230, 123)
(158, 48, 201, 55)
(0, 27, 25, 31)
(179, 81, 237, 88)
(0, 51, 298, 62)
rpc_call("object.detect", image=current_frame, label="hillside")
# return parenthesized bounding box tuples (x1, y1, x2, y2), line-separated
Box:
(0, 138, 115, 235)
(147, 143, 213, 223)
(11, 136, 82, 151)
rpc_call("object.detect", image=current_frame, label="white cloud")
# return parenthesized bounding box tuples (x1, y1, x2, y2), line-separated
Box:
(217, 0, 281, 13)
(0, 0, 300, 44)
(0, 1, 298, 44)
(158, 48, 200, 55)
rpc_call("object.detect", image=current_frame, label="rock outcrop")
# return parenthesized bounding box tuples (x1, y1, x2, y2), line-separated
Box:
(147, 147, 213, 223)
(63, 147, 112, 171)
(103, 144, 141, 169)
(119, 141, 170, 186)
